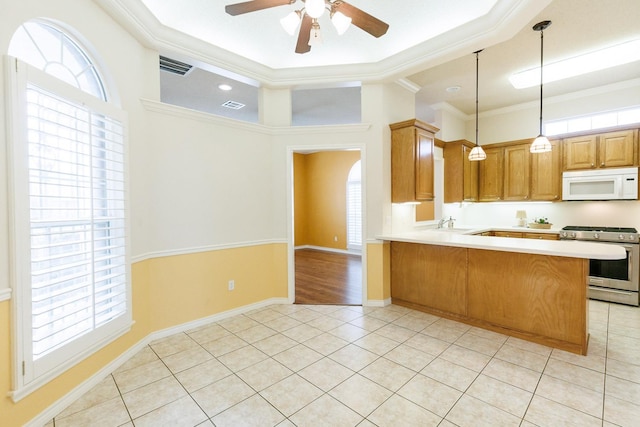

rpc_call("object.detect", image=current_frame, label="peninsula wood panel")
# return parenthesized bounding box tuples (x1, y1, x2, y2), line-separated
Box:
(390, 242, 467, 315)
(467, 249, 588, 352)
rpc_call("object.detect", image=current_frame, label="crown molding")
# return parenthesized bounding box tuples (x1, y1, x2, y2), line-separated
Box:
(94, 0, 551, 88)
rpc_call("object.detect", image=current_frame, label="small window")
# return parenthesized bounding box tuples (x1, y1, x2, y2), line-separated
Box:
(346, 160, 362, 252)
(545, 106, 640, 136)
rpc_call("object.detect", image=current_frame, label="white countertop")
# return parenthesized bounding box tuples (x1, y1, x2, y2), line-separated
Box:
(377, 227, 626, 260)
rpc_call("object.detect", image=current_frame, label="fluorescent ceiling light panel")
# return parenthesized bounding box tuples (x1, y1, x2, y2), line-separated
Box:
(510, 39, 640, 89)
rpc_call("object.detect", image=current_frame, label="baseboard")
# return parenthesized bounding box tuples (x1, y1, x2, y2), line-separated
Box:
(26, 297, 290, 427)
(294, 245, 361, 256)
(365, 298, 392, 307)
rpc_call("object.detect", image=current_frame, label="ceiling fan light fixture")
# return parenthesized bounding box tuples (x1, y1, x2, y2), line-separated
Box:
(308, 22, 323, 46)
(280, 11, 301, 35)
(331, 11, 351, 35)
(305, 0, 326, 19)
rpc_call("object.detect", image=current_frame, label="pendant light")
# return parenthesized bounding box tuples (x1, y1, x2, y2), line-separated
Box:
(468, 49, 486, 161)
(530, 20, 553, 153)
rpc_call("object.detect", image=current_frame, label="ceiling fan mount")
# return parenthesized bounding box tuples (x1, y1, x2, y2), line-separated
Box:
(225, 0, 389, 54)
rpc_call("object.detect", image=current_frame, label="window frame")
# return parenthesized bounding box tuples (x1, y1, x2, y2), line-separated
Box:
(6, 55, 131, 401)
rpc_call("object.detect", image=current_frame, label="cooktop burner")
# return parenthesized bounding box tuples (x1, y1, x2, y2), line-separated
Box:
(562, 226, 638, 233)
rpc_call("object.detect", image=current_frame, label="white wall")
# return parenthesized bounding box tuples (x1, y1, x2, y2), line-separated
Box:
(442, 200, 640, 232)
(469, 79, 640, 144)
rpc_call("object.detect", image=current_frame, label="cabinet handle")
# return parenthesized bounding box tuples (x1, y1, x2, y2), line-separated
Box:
(554, 195, 558, 199)
(601, 162, 605, 167)
(524, 195, 528, 199)
(591, 163, 595, 167)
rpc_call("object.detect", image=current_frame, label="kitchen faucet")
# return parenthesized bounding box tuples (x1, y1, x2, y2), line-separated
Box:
(438, 216, 455, 229)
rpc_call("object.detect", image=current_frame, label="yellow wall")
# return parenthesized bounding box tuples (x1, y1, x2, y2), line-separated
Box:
(293, 153, 309, 246)
(1, 243, 288, 426)
(294, 151, 360, 249)
(366, 242, 391, 302)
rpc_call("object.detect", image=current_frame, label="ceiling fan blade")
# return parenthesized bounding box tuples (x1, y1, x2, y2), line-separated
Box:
(225, 0, 292, 16)
(333, 1, 389, 38)
(295, 14, 313, 54)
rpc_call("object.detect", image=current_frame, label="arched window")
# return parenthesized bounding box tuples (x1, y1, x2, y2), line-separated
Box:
(346, 160, 362, 252)
(9, 21, 106, 100)
(7, 20, 129, 399)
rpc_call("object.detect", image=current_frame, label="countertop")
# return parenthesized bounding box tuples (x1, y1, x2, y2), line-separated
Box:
(377, 226, 626, 260)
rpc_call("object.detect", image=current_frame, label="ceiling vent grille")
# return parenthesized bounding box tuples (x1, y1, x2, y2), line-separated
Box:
(221, 100, 246, 110)
(159, 56, 193, 76)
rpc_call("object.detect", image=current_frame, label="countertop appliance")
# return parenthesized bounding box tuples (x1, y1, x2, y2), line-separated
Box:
(562, 167, 638, 201)
(560, 225, 639, 306)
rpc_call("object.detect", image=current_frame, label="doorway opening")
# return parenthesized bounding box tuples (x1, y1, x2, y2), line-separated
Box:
(291, 149, 364, 305)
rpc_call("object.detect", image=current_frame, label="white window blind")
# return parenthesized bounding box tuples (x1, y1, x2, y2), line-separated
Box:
(347, 160, 362, 252)
(27, 85, 126, 360)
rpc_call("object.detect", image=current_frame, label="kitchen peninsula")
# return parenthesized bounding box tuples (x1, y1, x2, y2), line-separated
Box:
(378, 229, 625, 355)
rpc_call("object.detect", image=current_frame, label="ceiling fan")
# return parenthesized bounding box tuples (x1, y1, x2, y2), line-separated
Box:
(225, 0, 389, 54)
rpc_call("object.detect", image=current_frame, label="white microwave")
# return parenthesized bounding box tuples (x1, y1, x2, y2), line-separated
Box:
(562, 167, 638, 201)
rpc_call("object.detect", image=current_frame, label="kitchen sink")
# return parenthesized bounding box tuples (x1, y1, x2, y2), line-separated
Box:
(429, 227, 475, 234)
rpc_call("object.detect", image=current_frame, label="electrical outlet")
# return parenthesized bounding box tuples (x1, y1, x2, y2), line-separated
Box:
(228, 280, 235, 291)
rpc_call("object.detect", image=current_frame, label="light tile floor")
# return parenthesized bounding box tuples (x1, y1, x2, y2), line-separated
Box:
(47, 300, 640, 426)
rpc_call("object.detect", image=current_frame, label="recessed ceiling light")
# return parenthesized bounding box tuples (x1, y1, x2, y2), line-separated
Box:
(218, 84, 233, 91)
(510, 38, 640, 89)
(446, 86, 461, 93)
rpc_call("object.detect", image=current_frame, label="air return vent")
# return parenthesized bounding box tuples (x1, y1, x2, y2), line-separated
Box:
(159, 56, 193, 76)
(221, 100, 246, 110)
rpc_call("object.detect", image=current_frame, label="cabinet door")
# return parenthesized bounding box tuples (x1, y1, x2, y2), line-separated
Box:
(599, 130, 636, 168)
(493, 231, 524, 238)
(415, 129, 434, 200)
(523, 232, 559, 240)
(478, 147, 504, 201)
(462, 145, 479, 201)
(563, 135, 597, 170)
(531, 140, 561, 201)
(503, 144, 530, 200)
(391, 126, 416, 202)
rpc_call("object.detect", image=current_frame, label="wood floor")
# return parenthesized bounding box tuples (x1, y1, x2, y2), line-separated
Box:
(294, 248, 362, 305)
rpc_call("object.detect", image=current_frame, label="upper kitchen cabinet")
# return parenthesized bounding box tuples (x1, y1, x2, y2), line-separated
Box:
(390, 119, 439, 203)
(599, 129, 637, 168)
(563, 129, 638, 170)
(503, 143, 531, 200)
(444, 140, 478, 202)
(478, 146, 504, 201)
(531, 139, 562, 201)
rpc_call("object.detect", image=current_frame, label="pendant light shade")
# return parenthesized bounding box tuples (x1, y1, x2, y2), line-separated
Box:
(469, 49, 486, 161)
(468, 146, 487, 161)
(530, 20, 553, 154)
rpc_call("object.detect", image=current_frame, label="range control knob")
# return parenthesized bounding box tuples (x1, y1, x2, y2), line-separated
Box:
(560, 231, 567, 238)
(620, 234, 625, 240)
(594, 233, 600, 239)
(571, 232, 577, 238)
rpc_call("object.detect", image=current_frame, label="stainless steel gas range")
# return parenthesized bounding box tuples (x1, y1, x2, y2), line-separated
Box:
(560, 226, 639, 306)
